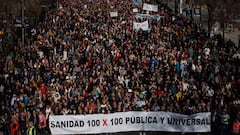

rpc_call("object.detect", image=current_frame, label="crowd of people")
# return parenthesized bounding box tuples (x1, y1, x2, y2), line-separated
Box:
(0, 0, 240, 135)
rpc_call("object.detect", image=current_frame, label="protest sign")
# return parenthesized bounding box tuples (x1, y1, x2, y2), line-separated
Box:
(110, 12, 118, 17)
(133, 21, 149, 31)
(135, 13, 163, 21)
(133, 8, 139, 13)
(133, 0, 142, 6)
(143, 3, 158, 12)
(49, 111, 211, 134)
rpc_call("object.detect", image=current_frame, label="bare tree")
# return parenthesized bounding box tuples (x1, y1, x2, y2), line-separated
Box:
(24, 0, 42, 24)
(194, 0, 218, 33)
(195, 0, 240, 34)
(1, 0, 47, 25)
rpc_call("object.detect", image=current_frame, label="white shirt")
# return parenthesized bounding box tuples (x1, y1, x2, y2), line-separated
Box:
(204, 48, 210, 55)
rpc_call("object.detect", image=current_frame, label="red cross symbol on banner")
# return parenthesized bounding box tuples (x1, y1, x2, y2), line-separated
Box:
(102, 119, 108, 126)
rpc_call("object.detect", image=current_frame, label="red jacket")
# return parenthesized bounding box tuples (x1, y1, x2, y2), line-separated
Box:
(38, 113, 47, 129)
(10, 121, 20, 135)
(39, 85, 47, 96)
(233, 121, 240, 134)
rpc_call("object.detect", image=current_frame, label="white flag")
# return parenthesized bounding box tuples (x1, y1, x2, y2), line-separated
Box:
(143, 3, 158, 12)
(133, 21, 149, 31)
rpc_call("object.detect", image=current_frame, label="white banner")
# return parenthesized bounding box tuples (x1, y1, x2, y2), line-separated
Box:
(110, 12, 118, 17)
(143, 3, 158, 12)
(49, 111, 211, 134)
(135, 13, 164, 21)
(133, 21, 149, 31)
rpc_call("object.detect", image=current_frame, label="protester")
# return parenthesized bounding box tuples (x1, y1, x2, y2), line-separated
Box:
(37, 110, 47, 135)
(232, 119, 240, 134)
(27, 122, 36, 135)
(0, 0, 239, 135)
(9, 119, 19, 135)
